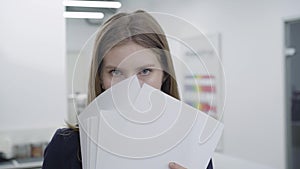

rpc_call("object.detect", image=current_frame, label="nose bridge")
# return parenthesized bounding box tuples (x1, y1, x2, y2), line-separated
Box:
(123, 71, 144, 86)
(126, 72, 136, 78)
(123, 69, 137, 78)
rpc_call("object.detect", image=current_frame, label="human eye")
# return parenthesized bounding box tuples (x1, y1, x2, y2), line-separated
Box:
(109, 69, 122, 76)
(138, 68, 152, 76)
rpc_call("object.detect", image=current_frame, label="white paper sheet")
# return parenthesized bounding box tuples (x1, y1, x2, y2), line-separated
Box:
(78, 75, 223, 169)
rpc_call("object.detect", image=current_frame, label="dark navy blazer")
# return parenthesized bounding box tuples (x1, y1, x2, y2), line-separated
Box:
(42, 128, 213, 169)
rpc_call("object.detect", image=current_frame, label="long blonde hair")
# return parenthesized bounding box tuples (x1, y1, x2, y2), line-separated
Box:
(87, 10, 179, 104)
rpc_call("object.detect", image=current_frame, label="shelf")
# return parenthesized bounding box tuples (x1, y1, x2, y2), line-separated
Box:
(0, 158, 42, 169)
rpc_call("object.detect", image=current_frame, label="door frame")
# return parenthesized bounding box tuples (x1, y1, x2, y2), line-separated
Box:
(284, 15, 300, 169)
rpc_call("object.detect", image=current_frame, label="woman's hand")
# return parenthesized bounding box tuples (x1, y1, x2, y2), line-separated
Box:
(169, 162, 187, 169)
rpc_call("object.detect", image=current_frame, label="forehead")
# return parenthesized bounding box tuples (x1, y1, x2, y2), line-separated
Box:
(103, 42, 161, 67)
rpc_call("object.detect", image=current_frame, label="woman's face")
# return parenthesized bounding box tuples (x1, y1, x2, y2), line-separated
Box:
(100, 41, 164, 90)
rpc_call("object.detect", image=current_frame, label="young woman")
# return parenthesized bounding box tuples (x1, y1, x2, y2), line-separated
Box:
(42, 10, 213, 169)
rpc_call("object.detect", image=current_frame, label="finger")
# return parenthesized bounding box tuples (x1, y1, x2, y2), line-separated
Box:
(169, 162, 187, 169)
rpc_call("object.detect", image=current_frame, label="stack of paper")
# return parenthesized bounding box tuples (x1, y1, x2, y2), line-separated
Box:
(78, 76, 223, 169)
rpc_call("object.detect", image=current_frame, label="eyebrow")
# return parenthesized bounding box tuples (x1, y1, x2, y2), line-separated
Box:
(135, 64, 157, 71)
(104, 64, 158, 71)
(104, 65, 118, 69)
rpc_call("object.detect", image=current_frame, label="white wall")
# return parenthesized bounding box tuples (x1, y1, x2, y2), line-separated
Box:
(0, 0, 67, 130)
(66, 19, 99, 94)
(121, 0, 300, 169)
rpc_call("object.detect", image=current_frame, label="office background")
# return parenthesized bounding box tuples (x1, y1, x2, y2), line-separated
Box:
(1, 0, 300, 169)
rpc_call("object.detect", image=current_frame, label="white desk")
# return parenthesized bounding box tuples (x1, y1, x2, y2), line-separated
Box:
(213, 153, 276, 169)
(0, 153, 277, 169)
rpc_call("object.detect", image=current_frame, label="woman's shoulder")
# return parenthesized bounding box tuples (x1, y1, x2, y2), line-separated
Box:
(44, 128, 80, 155)
(49, 128, 80, 147)
(42, 128, 81, 169)
(55, 128, 79, 139)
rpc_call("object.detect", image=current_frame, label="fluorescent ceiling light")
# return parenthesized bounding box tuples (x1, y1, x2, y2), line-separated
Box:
(63, 1, 122, 8)
(63, 12, 104, 19)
